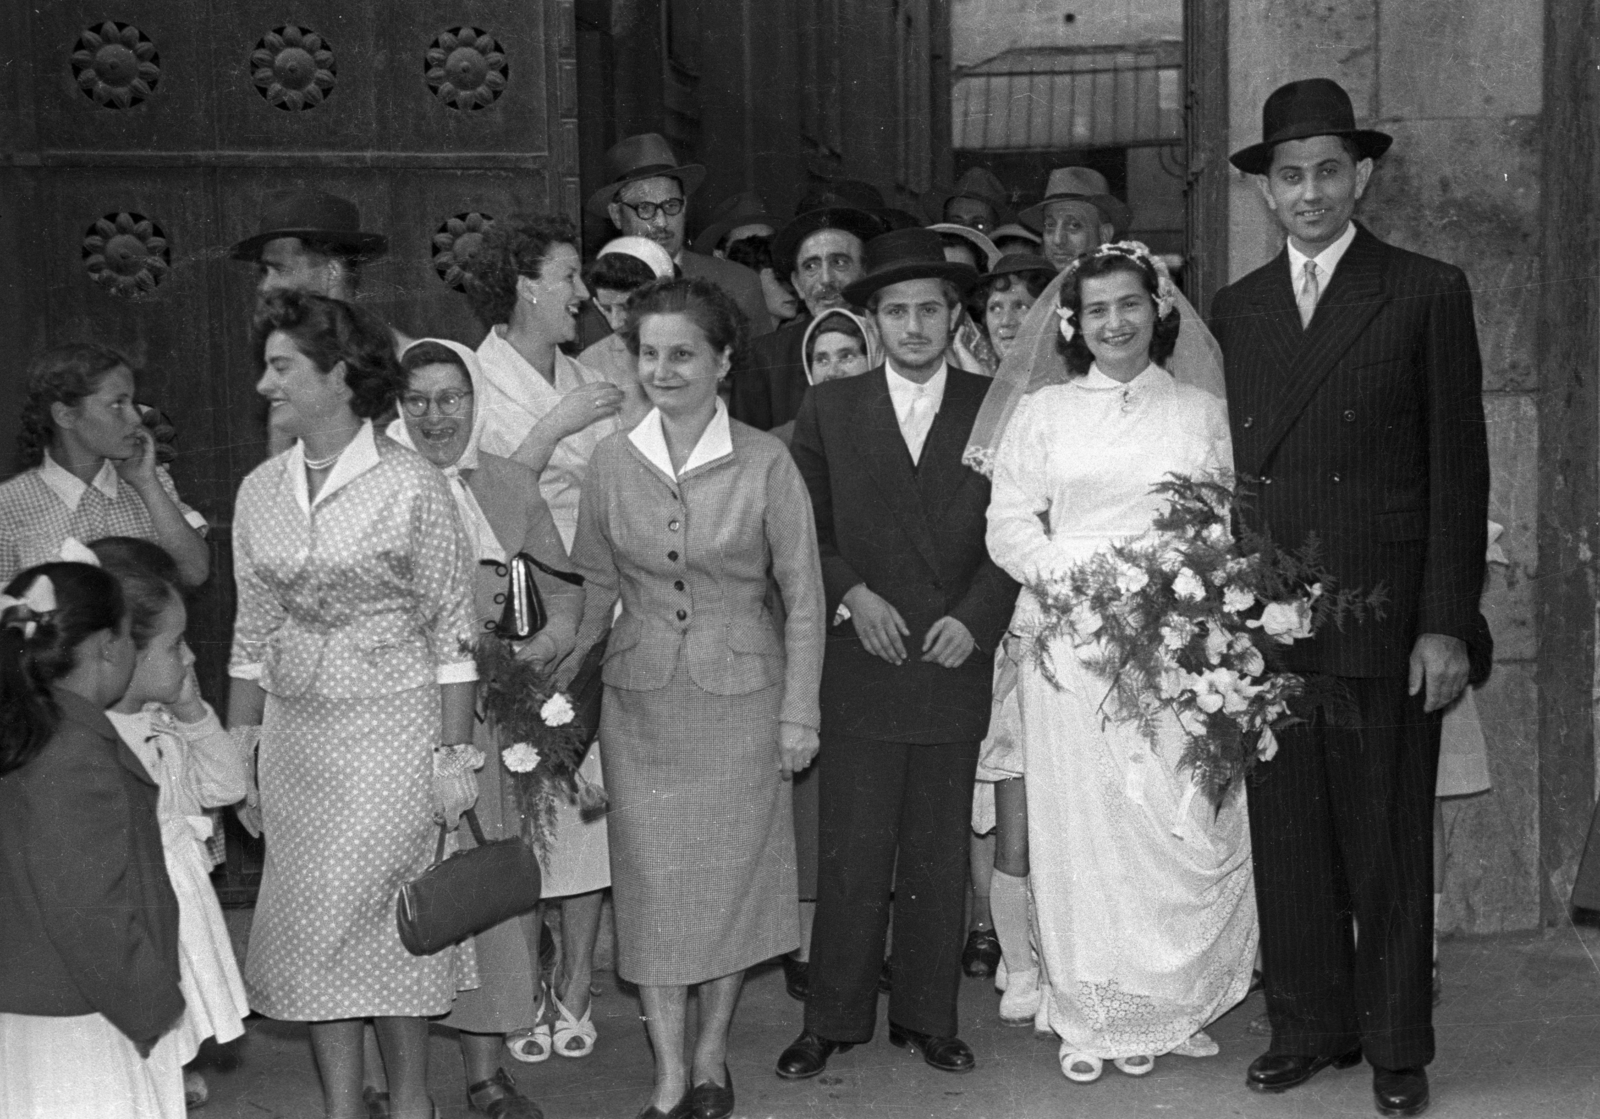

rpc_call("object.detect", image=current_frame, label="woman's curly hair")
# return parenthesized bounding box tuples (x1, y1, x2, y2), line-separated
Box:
(621, 276, 749, 359)
(16, 343, 133, 470)
(1056, 250, 1181, 377)
(463, 213, 579, 330)
(251, 290, 404, 420)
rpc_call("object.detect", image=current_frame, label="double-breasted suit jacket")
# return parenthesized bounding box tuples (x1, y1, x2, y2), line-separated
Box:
(788, 365, 1019, 742)
(1212, 222, 1489, 677)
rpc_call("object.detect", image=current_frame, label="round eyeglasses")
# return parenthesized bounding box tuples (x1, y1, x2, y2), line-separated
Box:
(401, 389, 473, 417)
(618, 197, 686, 221)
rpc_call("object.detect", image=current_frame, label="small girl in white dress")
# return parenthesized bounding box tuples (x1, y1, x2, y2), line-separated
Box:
(93, 537, 250, 1105)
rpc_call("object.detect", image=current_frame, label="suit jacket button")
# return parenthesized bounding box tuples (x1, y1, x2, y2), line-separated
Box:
(674, 580, 685, 592)
(676, 608, 687, 621)
(1330, 472, 1342, 483)
(667, 550, 679, 561)
(1343, 409, 1356, 422)
(1242, 415, 1254, 428)
(668, 518, 681, 532)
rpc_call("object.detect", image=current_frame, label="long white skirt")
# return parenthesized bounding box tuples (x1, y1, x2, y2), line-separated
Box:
(0, 1011, 183, 1119)
(1019, 632, 1258, 1059)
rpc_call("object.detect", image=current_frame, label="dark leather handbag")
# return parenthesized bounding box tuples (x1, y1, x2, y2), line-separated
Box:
(396, 807, 541, 956)
(493, 552, 584, 642)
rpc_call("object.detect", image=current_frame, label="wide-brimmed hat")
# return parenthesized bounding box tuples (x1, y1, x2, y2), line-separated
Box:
(230, 188, 388, 262)
(586, 133, 706, 220)
(973, 252, 1056, 290)
(1016, 167, 1131, 237)
(926, 222, 1001, 271)
(841, 228, 980, 306)
(1230, 78, 1393, 175)
(692, 191, 783, 254)
(772, 179, 890, 273)
(930, 167, 1013, 225)
(990, 222, 1043, 250)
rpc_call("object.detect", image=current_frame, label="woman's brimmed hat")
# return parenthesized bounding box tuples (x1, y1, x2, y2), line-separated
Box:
(586, 133, 706, 220)
(926, 222, 1001, 271)
(1017, 168, 1131, 237)
(1229, 78, 1392, 175)
(841, 228, 980, 307)
(771, 180, 890, 274)
(692, 191, 783, 254)
(974, 252, 1056, 290)
(990, 222, 1043, 249)
(230, 188, 388, 262)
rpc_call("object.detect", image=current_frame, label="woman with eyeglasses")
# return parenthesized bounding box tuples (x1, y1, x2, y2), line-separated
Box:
(384, 337, 581, 1118)
(464, 213, 618, 1066)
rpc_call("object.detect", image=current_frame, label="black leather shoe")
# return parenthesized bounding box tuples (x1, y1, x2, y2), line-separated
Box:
(1374, 1067, 1429, 1117)
(1247, 1047, 1363, 1093)
(689, 1066, 733, 1119)
(635, 1088, 692, 1119)
(888, 1022, 976, 1073)
(775, 1030, 854, 1080)
(466, 1069, 543, 1119)
(878, 958, 892, 993)
(781, 954, 809, 1001)
(961, 928, 1001, 977)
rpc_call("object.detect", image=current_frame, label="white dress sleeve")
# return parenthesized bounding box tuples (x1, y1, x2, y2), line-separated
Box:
(986, 393, 1071, 585)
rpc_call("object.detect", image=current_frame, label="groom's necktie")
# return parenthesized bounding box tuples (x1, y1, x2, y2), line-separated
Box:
(903, 384, 935, 465)
(1297, 260, 1320, 328)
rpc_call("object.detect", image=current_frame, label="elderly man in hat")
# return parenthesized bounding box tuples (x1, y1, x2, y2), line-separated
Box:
(1212, 77, 1489, 1118)
(231, 187, 388, 301)
(588, 133, 773, 337)
(1018, 167, 1131, 272)
(777, 228, 1019, 1082)
(933, 166, 1012, 236)
(728, 181, 887, 431)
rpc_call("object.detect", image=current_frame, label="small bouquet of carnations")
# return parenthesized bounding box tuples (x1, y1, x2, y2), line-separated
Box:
(1026, 474, 1385, 806)
(474, 636, 607, 862)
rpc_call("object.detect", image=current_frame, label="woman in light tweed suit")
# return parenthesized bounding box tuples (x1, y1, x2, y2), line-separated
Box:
(570, 277, 825, 1119)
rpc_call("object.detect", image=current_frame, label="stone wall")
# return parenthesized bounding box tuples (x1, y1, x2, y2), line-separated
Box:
(1227, 0, 1547, 933)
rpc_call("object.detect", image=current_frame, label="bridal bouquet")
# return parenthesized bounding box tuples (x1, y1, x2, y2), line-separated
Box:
(475, 636, 606, 862)
(1026, 475, 1385, 806)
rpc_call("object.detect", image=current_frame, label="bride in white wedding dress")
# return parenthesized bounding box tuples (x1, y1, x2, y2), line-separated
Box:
(978, 244, 1258, 1083)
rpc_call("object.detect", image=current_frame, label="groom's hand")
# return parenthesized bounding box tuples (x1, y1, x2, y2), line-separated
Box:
(843, 584, 910, 665)
(922, 616, 976, 668)
(1409, 632, 1468, 713)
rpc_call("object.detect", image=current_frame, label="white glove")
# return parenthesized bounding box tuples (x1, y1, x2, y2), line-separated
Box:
(432, 743, 484, 829)
(230, 725, 263, 837)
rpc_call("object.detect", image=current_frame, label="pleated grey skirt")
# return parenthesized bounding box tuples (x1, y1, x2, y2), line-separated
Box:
(600, 657, 798, 985)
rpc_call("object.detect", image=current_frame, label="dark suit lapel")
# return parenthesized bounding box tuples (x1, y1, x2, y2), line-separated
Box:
(1252, 226, 1390, 463)
(915, 371, 975, 520)
(851, 368, 942, 573)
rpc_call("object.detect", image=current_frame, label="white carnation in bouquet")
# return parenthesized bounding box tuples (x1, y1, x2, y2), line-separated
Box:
(503, 742, 542, 773)
(1172, 567, 1207, 602)
(540, 693, 576, 727)
(1251, 598, 1315, 644)
(1223, 584, 1256, 614)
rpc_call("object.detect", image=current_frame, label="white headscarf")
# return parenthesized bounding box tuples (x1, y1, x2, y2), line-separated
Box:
(801, 307, 884, 385)
(597, 236, 676, 279)
(387, 337, 506, 564)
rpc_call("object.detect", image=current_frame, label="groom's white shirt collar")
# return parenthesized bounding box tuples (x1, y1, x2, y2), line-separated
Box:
(1287, 220, 1357, 287)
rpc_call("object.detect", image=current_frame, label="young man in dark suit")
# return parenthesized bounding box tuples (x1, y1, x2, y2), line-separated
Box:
(776, 228, 1018, 1080)
(1211, 78, 1489, 1118)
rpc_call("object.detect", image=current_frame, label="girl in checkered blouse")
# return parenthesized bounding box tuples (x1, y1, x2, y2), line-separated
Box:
(0, 344, 208, 588)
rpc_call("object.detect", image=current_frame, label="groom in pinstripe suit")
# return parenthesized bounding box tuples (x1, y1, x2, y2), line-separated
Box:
(1212, 79, 1488, 1118)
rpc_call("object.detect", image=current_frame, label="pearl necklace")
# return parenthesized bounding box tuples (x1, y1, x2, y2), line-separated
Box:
(303, 449, 341, 471)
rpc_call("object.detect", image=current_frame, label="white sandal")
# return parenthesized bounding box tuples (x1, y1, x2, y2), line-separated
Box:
(1170, 1029, 1219, 1058)
(1059, 1046, 1103, 1083)
(1113, 1054, 1154, 1076)
(550, 989, 597, 1058)
(505, 985, 553, 1063)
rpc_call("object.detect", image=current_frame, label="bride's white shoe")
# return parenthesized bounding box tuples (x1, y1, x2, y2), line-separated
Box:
(1170, 1029, 1220, 1058)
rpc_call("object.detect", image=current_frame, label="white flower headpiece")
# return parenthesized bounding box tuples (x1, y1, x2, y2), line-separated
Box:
(1057, 240, 1180, 336)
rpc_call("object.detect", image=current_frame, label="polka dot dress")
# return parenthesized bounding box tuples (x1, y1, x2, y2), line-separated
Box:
(230, 429, 480, 1021)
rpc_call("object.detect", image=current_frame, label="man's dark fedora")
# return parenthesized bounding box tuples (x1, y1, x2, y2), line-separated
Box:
(230, 188, 388, 262)
(586, 132, 706, 219)
(692, 191, 783, 254)
(930, 166, 1013, 225)
(842, 227, 979, 307)
(772, 179, 890, 273)
(1230, 78, 1393, 175)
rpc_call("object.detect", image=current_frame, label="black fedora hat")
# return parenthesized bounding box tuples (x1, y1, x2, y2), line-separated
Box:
(772, 179, 890, 273)
(930, 166, 1013, 225)
(692, 191, 783, 254)
(842, 228, 979, 307)
(1230, 78, 1393, 175)
(586, 132, 706, 219)
(230, 188, 388, 262)
(974, 251, 1056, 289)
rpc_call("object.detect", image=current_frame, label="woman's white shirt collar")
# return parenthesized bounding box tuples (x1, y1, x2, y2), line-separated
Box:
(38, 450, 120, 510)
(288, 420, 379, 514)
(628, 399, 733, 481)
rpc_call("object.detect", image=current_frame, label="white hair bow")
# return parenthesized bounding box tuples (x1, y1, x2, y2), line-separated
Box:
(58, 537, 102, 566)
(0, 576, 58, 640)
(1055, 304, 1076, 344)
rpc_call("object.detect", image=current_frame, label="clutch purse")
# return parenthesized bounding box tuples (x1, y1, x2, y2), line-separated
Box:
(494, 552, 585, 642)
(396, 806, 541, 956)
